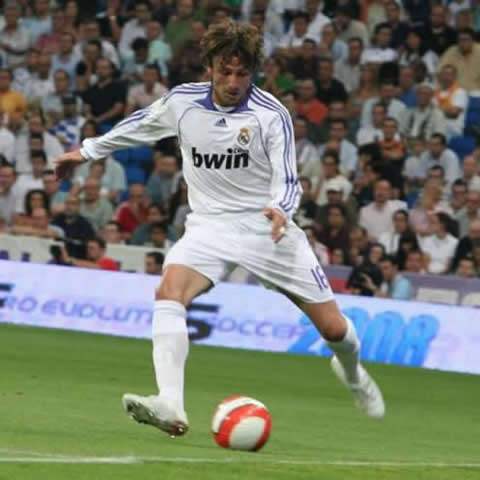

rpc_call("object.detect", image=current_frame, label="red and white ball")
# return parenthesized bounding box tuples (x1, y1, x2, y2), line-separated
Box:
(212, 395, 272, 451)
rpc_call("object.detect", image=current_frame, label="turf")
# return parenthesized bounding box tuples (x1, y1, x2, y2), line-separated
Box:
(1, 323, 479, 480)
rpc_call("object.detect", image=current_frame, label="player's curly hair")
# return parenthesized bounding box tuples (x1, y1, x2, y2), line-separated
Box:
(201, 20, 264, 72)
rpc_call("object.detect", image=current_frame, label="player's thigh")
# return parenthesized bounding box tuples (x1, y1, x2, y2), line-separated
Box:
(156, 264, 213, 306)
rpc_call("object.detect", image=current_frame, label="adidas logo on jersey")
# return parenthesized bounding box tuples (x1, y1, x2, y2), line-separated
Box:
(215, 118, 227, 127)
(192, 147, 249, 169)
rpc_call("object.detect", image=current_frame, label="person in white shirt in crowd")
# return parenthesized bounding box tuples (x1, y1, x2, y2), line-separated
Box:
(51, 32, 82, 87)
(73, 18, 120, 68)
(434, 64, 468, 139)
(125, 64, 168, 116)
(462, 155, 480, 192)
(241, 0, 284, 41)
(457, 190, 480, 237)
(12, 49, 39, 96)
(0, 163, 22, 224)
(318, 119, 358, 178)
(249, 9, 277, 59)
(23, 0, 51, 44)
(16, 150, 47, 200)
(42, 70, 80, 124)
(115, 0, 151, 60)
(356, 102, 388, 146)
(361, 23, 397, 65)
(302, 0, 331, 42)
(359, 178, 407, 240)
(313, 150, 352, 206)
(379, 209, 410, 254)
(294, 116, 319, 175)
(397, 29, 439, 78)
(15, 112, 65, 174)
(277, 11, 313, 57)
(404, 82, 447, 140)
(0, 112, 15, 164)
(0, 3, 31, 68)
(420, 212, 459, 274)
(318, 23, 348, 62)
(50, 95, 86, 150)
(403, 137, 426, 196)
(417, 133, 461, 185)
(335, 37, 363, 93)
(334, 4, 370, 47)
(361, 79, 408, 133)
(24, 52, 55, 103)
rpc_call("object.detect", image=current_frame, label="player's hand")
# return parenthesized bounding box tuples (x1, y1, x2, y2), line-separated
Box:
(54, 150, 87, 179)
(263, 207, 287, 243)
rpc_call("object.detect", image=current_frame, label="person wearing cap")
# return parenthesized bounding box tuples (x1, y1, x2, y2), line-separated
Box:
(404, 82, 447, 141)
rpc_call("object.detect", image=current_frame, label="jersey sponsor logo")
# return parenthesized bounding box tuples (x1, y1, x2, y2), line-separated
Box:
(237, 127, 250, 146)
(191, 147, 249, 169)
(215, 118, 227, 127)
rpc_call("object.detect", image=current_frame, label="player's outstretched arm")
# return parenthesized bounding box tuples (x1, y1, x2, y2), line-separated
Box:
(55, 150, 87, 179)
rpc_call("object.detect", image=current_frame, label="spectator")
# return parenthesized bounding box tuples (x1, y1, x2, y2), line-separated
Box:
(348, 64, 379, 121)
(115, 183, 150, 237)
(335, 37, 363, 93)
(14, 112, 64, 174)
(317, 23, 348, 62)
(405, 83, 447, 141)
(250, 9, 276, 60)
(317, 203, 350, 253)
(42, 70, 78, 123)
(117, 0, 151, 60)
(73, 18, 120, 68)
(423, 4, 458, 56)
(102, 221, 123, 245)
(295, 78, 328, 127)
(277, 11, 312, 57)
(396, 230, 421, 271)
(349, 225, 372, 262)
(361, 23, 397, 65)
(42, 169, 68, 214)
(131, 203, 173, 245)
(25, 52, 55, 104)
(361, 80, 408, 133)
(51, 195, 95, 259)
(359, 178, 407, 240)
(0, 4, 30, 69)
(356, 102, 387, 146)
(62, 0, 81, 38)
(294, 177, 318, 227)
(334, 5, 370, 48)
(145, 251, 164, 275)
(169, 176, 190, 237)
(51, 32, 81, 87)
(398, 30, 439, 78)
(0, 68, 26, 115)
(455, 256, 478, 278)
(313, 150, 352, 205)
(457, 191, 480, 237)
(82, 58, 126, 126)
(417, 133, 461, 185)
(165, 0, 195, 55)
(294, 116, 319, 175)
(462, 155, 480, 192)
(0, 163, 22, 224)
(78, 176, 114, 232)
(16, 150, 47, 196)
(289, 38, 319, 81)
(75, 39, 103, 93)
(23, 0, 52, 44)
(449, 179, 468, 222)
(385, 1, 410, 49)
(35, 7, 64, 54)
(378, 117, 407, 188)
(439, 28, 480, 92)
(397, 65, 417, 108)
(318, 119, 358, 178)
(145, 20, 172, 79)
(316, 99, 352, 144)
(316, 57, 348, 105)
(404, 249, 425, 274)
(420, 212, 459, 274)
(122, 37, 151, 86)
(10, 207, 62, 239)
(347, 243, 385, 296)
(146, 153, 180, 209)
(434, 64, 468, 139)
(302, 225, 329, 265)
(0, 112, 15, 163)
(379, 209, 410, 254)
(302, 0, 331, 42)
(369, 255, 413, 300)
(403, 137, 427, 197)
(61, 236, 119, 271)
(256, 56, 295, 98)
(145, 221, 171, 249)
(451, 218, 480, 271)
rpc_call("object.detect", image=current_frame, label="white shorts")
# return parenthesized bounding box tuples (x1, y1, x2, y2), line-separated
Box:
(164, 212, 334, 304)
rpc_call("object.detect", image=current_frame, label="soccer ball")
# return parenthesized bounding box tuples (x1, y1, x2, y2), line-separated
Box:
(211, 395, 272, 451)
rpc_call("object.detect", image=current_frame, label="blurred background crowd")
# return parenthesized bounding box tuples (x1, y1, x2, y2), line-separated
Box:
(1, 0, 480, 299)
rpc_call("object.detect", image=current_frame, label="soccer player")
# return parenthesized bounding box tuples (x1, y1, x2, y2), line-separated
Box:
(56, 21, 385, 436)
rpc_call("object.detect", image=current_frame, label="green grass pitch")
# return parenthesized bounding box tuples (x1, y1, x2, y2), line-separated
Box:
(1, 323, 479, 480)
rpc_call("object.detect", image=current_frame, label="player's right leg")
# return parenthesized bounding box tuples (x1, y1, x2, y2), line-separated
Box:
(122, 264, 213, 436)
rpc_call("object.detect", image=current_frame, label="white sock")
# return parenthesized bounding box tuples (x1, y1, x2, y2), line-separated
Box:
(152, 300, 189, 412)
(327, 316, 360, 384)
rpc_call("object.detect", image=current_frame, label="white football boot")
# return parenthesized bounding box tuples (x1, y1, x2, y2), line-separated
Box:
(331, 356, 386, 419)
(122, 393, 189, 436)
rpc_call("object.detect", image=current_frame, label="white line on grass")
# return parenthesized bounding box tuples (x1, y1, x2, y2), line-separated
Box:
(0, 456, 479, 468)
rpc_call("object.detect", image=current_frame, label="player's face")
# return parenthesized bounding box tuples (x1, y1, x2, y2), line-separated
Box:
(210, 56, 252, 108)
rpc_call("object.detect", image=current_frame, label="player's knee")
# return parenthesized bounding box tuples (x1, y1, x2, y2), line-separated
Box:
(155, 282, 186, 304)
(321, 315, 347, 342)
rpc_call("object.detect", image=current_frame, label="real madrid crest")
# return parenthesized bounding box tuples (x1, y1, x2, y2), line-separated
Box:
(237, 127, 250, 146)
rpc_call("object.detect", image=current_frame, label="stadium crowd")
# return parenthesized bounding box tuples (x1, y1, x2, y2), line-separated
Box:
(1, 0, 480, 298)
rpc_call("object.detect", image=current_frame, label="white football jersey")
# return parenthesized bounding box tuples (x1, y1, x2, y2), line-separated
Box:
(80, 82, 301, 219)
